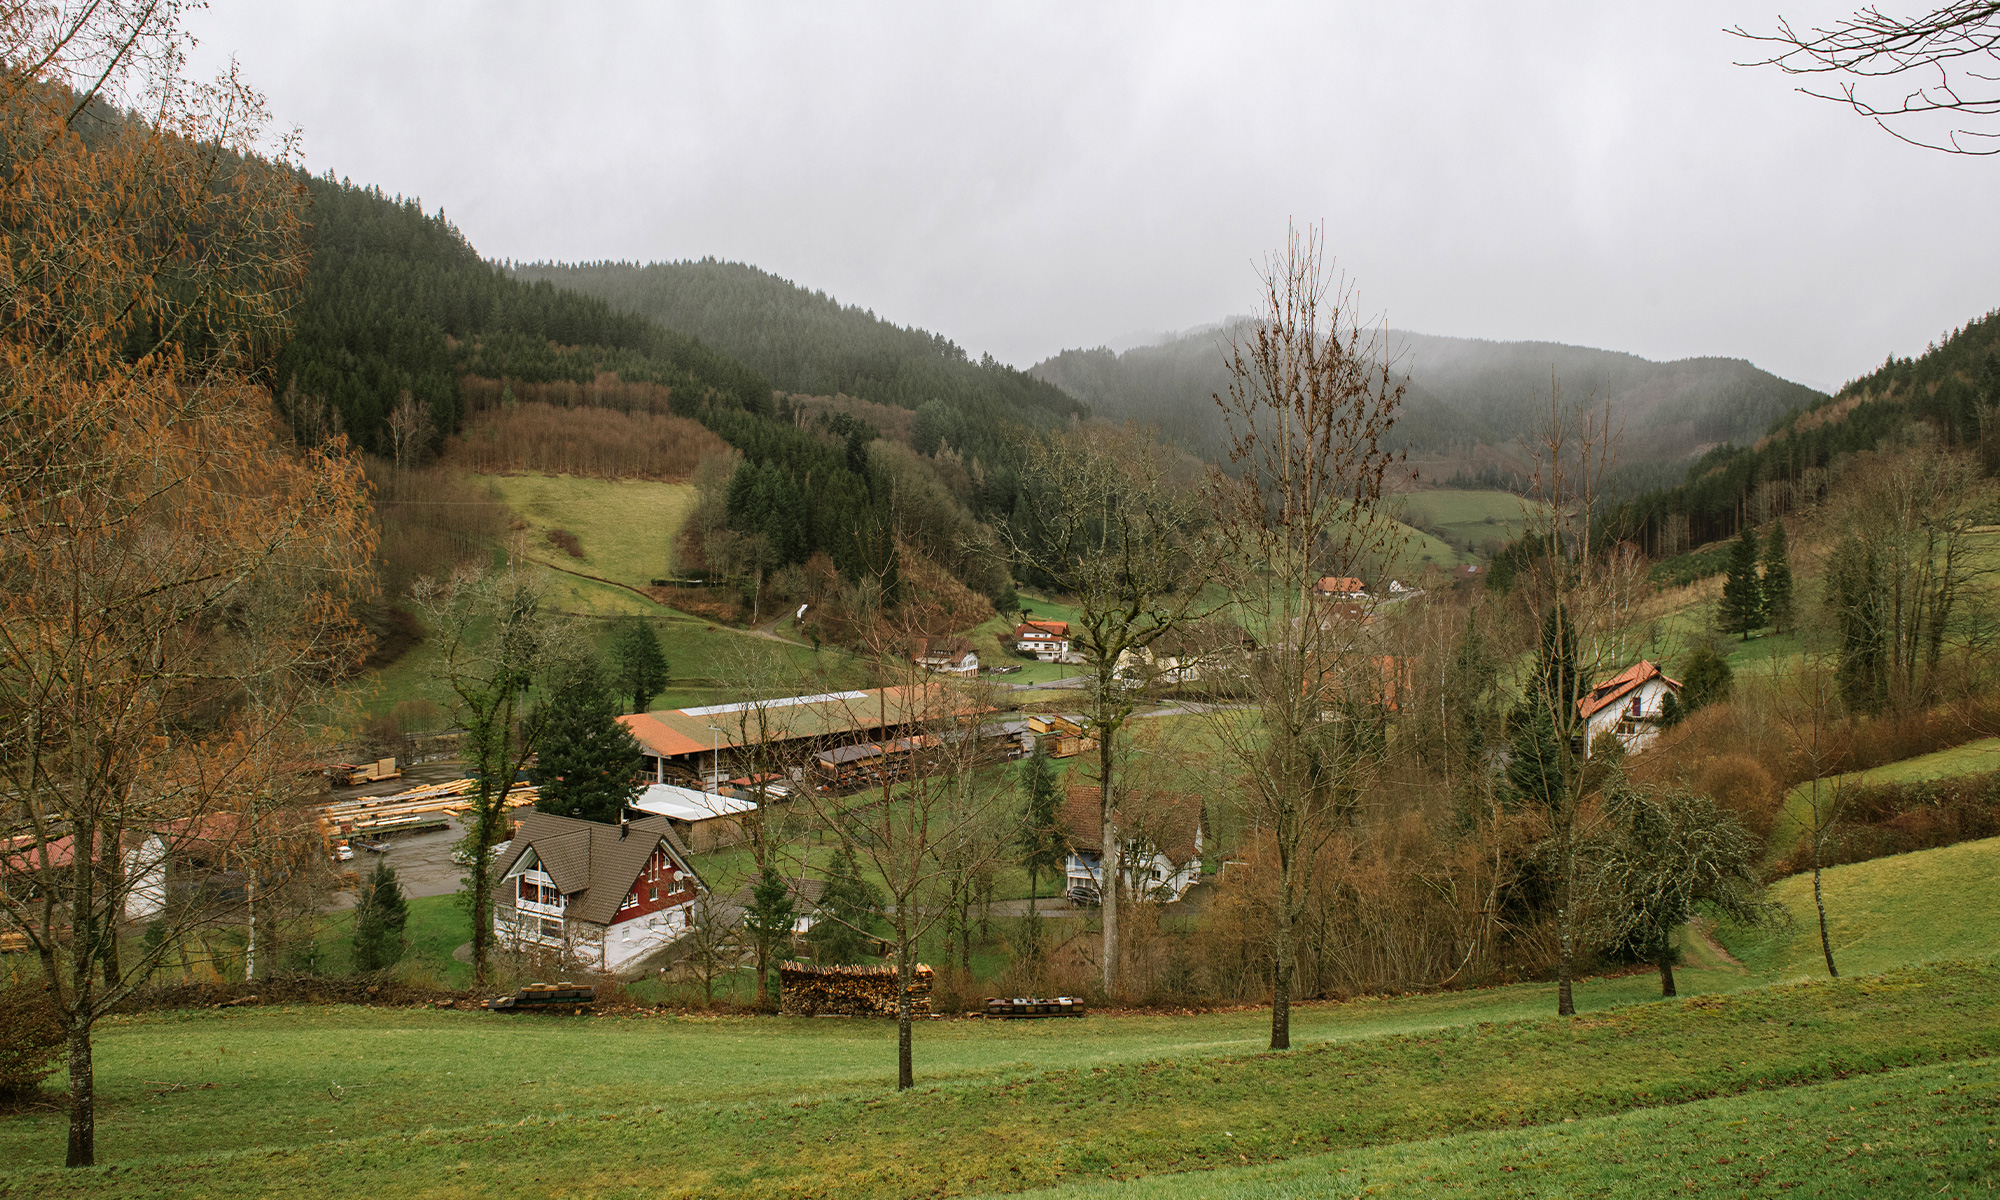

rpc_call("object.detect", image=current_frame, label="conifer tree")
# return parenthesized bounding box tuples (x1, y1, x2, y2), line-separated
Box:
(1761, 519, 1795, 632)
(536, 657, 646, 823)
(1718, 526, 1765, 639)
(806, 844, 882, 965)
(608, 617, 670, 714)
(351, 862, 409, 972)
(1015, 745, 1068, 917)
(743, 864, 799, 1011)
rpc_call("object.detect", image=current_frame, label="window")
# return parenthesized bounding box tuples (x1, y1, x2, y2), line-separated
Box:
(648, 887, 658, 901)
(538, 918, 562, 940)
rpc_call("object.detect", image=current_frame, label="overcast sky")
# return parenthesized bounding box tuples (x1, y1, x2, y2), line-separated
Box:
(187, 1, 1995, 393)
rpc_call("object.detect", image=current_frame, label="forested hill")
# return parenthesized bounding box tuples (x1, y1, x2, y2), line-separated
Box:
(507, 259, 1086, 453)
(1031, 325, 1822, 493)
(275, 174, 772, 455)
(1610, 307, 2000, 559)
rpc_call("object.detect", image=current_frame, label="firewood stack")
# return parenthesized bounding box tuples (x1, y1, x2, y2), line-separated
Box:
(779, 962, 934, 1017)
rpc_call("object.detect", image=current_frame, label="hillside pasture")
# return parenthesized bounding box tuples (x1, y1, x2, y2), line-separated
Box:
(1395, 488, 1541, 557)
(474, 472, 697, 593)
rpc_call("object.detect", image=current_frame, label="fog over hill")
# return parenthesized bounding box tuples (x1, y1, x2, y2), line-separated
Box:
(1032, 324, 1826, 494)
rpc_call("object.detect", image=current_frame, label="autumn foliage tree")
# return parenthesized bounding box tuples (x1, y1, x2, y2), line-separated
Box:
(0, 2, 374, 1167)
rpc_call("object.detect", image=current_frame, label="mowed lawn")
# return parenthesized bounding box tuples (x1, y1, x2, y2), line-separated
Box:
(3, 961, 1995, 1197)
(4, 837, 1998, 1197)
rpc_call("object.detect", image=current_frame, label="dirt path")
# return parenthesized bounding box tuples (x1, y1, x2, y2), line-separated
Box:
(1687, 918, 1748, 971)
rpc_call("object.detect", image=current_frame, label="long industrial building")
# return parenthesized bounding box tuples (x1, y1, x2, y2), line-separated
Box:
(617, 685, 995, 788)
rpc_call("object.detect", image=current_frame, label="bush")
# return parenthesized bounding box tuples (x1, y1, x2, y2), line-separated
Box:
(0, 983, 63, 1104)
(1694, 754, 1781, 845)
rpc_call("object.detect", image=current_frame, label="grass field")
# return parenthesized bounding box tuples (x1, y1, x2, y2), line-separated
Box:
(1396, 488, 1541, 559)
(473, 473, 698, 591)
(1718, 836, 2000, 980)
(5, 838, 1996, 1196)
(1769, 738, 2000, 855)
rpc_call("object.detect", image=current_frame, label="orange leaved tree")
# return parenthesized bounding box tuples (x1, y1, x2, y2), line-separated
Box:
(0, 3, 374, 1167)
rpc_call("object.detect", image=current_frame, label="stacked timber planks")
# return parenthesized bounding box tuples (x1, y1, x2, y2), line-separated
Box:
(983, 996, 1087, 1019)
(315, 780, 539, 840)
(779, 962, 934, 1017)
(484, 982, 595, 1013)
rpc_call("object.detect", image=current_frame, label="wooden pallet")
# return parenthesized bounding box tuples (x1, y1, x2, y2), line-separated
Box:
(983, 996, 1087, 1019)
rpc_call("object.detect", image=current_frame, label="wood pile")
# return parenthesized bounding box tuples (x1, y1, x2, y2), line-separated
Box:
(484, 981, 595, 1013)
(779, 962, 934, 1017)
(983, 996, 1087, 1019)
(315, 780, 539, 841)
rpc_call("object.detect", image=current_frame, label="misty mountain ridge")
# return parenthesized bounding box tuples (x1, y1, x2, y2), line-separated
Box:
(1031, 323, 1826, 494)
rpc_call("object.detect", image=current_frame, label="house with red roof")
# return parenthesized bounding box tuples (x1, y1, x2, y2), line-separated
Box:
(1578, 660, 1682, 758)
(1014, 620, 1075, 662)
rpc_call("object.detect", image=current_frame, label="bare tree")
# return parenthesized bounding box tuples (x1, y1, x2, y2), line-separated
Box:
(677, 891, 745, 1006)
(412, 562, 568, 988)
(799, 664, 1012, 1090)
(1770, 649, 1854, 977)
(1507, 390, 1636, 1017)
(387, 389, 433, 471)
(1205, 224, 1408, 1050)
(1733, 3, 2000, 154)
(998, 425, 1211, 995)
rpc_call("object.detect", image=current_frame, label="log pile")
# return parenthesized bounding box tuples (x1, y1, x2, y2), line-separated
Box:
(779, 962, 934, 1017)
(316, 780, 539, 842)
(484, 981, 595, 1013)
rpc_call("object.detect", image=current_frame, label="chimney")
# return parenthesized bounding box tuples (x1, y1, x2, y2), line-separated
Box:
(619, 814, 629, 839)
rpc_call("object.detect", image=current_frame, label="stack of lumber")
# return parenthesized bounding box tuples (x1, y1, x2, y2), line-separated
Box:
(779, 962, 934, 1017)
(484, 981, 595, 1013)
(315, 780, 539, 839)
(983, 996, 1087, 1019)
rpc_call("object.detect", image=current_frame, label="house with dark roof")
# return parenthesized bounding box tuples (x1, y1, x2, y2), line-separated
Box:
(1578, 660, 1682, 758)
(1062, 784, 1203, 903)
(494, 811, 708, 973)
(911, 636, 980, 676)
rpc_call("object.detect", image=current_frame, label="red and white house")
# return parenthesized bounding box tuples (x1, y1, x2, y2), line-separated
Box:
(1015, 620, 1076, 662)
(495, 811, 708, 973)
(1578, 660, 1683, 758)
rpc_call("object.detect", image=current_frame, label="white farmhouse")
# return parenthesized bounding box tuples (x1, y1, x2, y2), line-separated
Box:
(1577, 660, 1682, 758)
(1062, 784, 1203, 903)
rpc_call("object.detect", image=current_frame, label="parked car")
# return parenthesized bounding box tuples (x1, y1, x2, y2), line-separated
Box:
(1065, 883, 1101, 907)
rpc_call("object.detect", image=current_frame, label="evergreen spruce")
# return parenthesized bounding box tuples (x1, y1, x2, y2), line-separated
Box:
(743, 864, 798, 1010)
(1015, 745, 1068, 917)
(351, 861, 409, 972)
(607, 617, 670, 714)
(1717, 527, 1765, 640)
(1761, 519, 1795, 632)
(536, 657, 645, 823)
(806, 843, 882, 965)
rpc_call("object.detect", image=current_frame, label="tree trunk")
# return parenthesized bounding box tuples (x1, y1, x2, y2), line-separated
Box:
(65, 1019, 94, 1167)
(895, 918, 914, 1091)
(1027, 867, 1037, 920)
(1098, 733, 1118, 997)
(1813, 861, 1838, 978)
(1556, 819, 1576, 1017)
(1270, 892, 1294, 1051)
(1657, 942, 1677, 998)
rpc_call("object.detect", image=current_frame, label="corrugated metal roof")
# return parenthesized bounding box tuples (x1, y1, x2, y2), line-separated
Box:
(619, 685, 991, 760)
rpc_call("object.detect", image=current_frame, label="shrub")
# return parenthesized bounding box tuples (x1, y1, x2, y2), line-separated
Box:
(1693, 754, 1781, 845)
(0, 983, 63, 1104)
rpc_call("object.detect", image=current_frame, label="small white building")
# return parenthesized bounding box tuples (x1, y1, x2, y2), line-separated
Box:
(495, 812, 707, 974)
(628, 782, 758, 852)
(1062, 784, 1203, 903)
(1578, 660, 1683, 758)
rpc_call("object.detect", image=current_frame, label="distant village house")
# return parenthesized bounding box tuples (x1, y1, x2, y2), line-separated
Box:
(1063, 784, 1203, 903)
(911, 636, 980, 676)
(1014, 620, 1077, 662)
